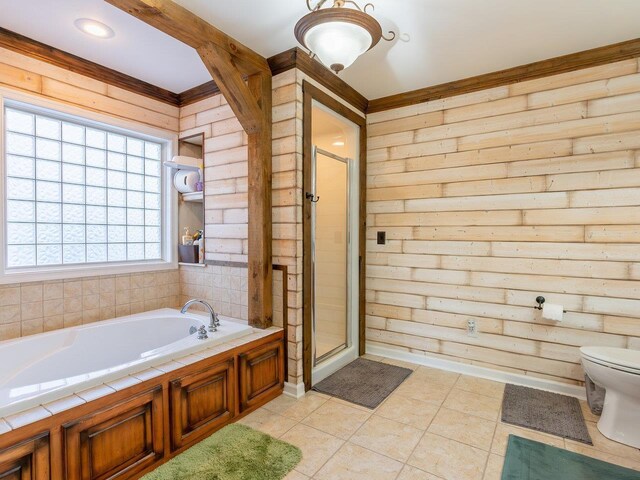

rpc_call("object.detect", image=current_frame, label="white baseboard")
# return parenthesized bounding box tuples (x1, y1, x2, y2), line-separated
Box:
(283, 381, 306, 399)
(367, 343, 586, 400)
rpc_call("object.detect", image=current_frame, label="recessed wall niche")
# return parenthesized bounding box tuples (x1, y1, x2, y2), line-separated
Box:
(177, 133, 205, 265)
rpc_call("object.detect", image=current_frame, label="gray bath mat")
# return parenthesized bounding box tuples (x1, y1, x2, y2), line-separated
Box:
(313, 358, 412, 409)
(502, 384, 592, 445)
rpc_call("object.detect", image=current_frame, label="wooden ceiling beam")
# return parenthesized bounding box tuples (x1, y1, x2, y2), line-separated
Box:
(106, 0, 274, 329)
(105, 0, 270, 76)
(197, 42, 263, 134)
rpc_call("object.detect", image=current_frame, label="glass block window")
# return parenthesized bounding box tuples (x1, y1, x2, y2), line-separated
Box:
(4, 103, 164, 268)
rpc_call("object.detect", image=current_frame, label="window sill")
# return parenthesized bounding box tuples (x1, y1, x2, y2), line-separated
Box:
(0, 260, 178, 285)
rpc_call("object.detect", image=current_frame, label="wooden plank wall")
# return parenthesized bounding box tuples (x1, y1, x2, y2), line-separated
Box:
(0, 47, 179, 130)
(272, 69, 303, 383)
(179, 95, 249, 263)
(365, 58, 640, 386)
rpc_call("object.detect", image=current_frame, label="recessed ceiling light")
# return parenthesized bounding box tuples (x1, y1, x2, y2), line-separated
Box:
(74, 18, 115, 39)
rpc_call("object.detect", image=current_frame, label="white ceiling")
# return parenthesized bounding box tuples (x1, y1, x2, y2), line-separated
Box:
(0, 0, 211, 92)
(1, 0, 639, 99)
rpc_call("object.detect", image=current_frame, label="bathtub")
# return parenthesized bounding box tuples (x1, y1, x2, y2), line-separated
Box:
(0, 308, 253, 418)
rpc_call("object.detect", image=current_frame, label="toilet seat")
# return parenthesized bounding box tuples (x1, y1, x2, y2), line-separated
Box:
(581, 347, 640, 375)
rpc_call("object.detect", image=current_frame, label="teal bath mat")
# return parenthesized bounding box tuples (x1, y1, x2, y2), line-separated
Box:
(502, 435, 640, 480)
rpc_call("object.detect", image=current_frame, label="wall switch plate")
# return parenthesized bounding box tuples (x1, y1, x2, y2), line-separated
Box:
(467, 319, 478, 337)
(377, 231, 386, 245)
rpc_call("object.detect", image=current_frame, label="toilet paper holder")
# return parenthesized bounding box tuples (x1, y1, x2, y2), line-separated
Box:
(534, 296, 567, 313)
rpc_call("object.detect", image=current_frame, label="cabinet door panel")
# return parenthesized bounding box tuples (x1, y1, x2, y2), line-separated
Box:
(238, 340, 284, 412)
(0, 435, 49, 480)
(64, 388, 163, 480)
(170, 358, 234, 451)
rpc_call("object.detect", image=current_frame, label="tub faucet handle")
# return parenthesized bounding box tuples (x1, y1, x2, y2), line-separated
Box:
(181, 299, 217, 333)
(208, 312, 220, 332)
(197, 325, 208, 340)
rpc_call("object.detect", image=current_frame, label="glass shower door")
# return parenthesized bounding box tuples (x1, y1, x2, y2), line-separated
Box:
(312, 147, 350, 365)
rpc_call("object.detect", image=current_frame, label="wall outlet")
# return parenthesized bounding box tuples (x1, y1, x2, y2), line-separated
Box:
(467, 319, 478, 337)
(377, 231, 386, 245)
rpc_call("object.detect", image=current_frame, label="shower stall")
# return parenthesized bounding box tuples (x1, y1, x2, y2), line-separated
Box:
(306, 101, 361, 385)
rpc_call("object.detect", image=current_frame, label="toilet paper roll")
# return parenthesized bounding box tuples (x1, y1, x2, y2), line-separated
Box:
(173, 170, 200, 193)
(542, 303, 564, 322)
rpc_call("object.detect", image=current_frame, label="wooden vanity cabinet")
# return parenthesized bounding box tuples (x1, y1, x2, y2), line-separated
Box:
(170, 357, 235, 451)
(63, 388, 164, 480)
(0, 434, 49, 480)
(238, 340, 285, 412)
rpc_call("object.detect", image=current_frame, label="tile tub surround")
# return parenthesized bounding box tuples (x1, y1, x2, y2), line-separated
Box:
(244, 356, 640, 480)
(365, 58, 640, 387)
(178, 263, 287, 330)
(179, 263, 249, 320)
(0, 270, 181, 341)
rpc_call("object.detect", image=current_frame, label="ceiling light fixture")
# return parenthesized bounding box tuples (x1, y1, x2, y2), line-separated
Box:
(295, 0, 395, 74)
(74, 18, 115, 39)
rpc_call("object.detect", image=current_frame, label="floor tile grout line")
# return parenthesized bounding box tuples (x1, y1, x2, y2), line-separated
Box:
(428, 406, 499, 453)
(441, 386, 502, 423)
(400, 381, 453, 476)
(307, 391, 436, 470)
(480, 419, 500, 477)
(298, 399, 373, 441)
(284, 419, 346, 477)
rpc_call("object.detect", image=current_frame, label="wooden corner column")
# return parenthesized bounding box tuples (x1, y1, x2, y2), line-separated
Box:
(246, 72, 273, 329)
(106, 0, 273, 328)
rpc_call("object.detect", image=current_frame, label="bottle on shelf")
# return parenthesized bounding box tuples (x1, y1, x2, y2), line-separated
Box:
(182, 227, 193, 246)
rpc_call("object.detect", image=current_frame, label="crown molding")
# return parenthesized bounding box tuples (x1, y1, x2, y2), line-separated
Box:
(0, 27, 368, 112)
(178, 80, 220, 106)
(277, 47, 369, 113)
(180, 47, 369, 112)
(0, 26, 181, 106)
(2, 24, 637, 116)
(367, 37, 640, 113)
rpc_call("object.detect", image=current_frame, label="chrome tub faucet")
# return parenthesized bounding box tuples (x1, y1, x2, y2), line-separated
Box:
(181, 299, 220, 333)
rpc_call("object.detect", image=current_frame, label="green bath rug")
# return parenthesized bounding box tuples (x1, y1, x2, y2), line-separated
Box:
(142, 424, 302, 480)
(502, 435, 640, 480)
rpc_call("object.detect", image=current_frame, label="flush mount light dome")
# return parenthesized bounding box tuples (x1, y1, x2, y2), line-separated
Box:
(295, 0, 395, 74)
(74, 18, 115, 39)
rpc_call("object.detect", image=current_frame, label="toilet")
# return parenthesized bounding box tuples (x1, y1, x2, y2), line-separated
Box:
(580, 346, 640, 448)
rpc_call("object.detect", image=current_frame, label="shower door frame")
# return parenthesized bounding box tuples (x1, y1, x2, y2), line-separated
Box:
(311, 146, 353, 367)
(302, 81, 367, 391)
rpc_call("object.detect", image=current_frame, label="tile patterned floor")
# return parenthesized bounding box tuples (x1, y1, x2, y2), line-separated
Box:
(239, 355, 640, 480)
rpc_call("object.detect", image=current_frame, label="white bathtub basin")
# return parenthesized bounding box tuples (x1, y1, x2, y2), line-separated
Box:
(0, 308, 253, 417)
